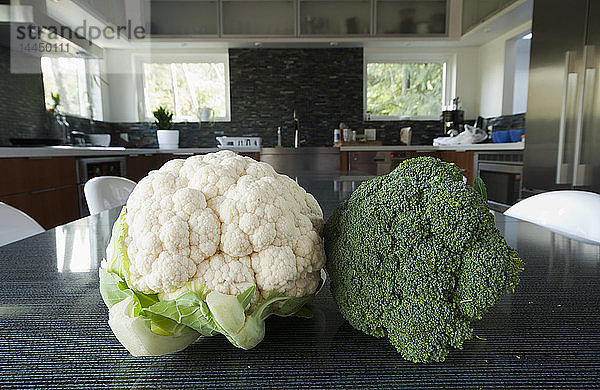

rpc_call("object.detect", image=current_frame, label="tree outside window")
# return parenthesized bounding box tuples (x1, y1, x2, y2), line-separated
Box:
(142, 62, 229, 122)
(366, 62, 444, 119)
(41, 57, 103, 120)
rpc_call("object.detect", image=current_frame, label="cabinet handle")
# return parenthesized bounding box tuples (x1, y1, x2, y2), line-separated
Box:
(556, 50, 579, 184)
(572, 45, 596, 186)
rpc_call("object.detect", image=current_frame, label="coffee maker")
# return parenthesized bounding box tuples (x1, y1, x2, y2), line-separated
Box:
(441, 97, 464, 136)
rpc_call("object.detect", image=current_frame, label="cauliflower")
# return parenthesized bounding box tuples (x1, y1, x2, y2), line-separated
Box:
(99, 151, 326, 356)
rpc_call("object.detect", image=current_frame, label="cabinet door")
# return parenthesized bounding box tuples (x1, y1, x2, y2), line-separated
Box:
(299, 0, 371, 36)
(222, 0, 295, 36)
(126, 155, 158, 182)
(376, 0, 447, 36)
(462, 0, 520, 34)
(126, 154, 179, 182)
(0, 157, 77, 196)
(439, 150, 474, 185)
(150, 0, 219, 36)
(1, 186, 80, 230)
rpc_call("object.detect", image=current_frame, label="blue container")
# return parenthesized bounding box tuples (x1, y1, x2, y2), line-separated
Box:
(509, 129, 525, 142)
(492, 130, 511, 143)
(492, 129, 524, 143)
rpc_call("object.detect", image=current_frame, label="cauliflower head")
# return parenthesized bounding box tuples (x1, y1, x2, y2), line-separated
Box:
(100, 151, 326, 355)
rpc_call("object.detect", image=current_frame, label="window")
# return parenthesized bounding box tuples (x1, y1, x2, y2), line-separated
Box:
(41, 57, 103, 120)
(365, 53, 452, 120)
(139, 54, 230, 122)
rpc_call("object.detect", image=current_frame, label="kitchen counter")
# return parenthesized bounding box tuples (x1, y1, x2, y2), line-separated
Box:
(0, 171, 599, 389)
(339, 142, 525, 152)
(0, 146, 260, 158)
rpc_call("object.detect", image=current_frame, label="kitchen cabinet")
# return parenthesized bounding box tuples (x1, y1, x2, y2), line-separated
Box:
(126, 154, 178, 182)
(462, 0, 519, 34)
(299, 0, 371, 36)
(375, 0, 447, 36)
(150, 0, 219, 36)
(146, 0, 458, 39)
(73, 0, 127, 27)
(0, 157, 79, 229)
(0, 187, 80, 231)
(439, 150, 474, 184)
(221, 0, 296, 36)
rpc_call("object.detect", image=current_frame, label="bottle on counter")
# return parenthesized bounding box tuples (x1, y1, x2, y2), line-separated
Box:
(334, 129, 341, 143)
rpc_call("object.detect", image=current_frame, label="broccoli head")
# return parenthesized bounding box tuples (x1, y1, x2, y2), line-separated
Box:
(324, 156, 524, 363)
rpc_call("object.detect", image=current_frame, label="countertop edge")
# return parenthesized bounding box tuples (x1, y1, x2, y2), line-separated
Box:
(340, 143, 525, 152)
(0, 143, 523, 158)
(0, 146, 260, 158)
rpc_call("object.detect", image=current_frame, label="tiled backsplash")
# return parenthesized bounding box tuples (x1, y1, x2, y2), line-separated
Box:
(0, 46, 524, 148)
(0, 47, 52, 146)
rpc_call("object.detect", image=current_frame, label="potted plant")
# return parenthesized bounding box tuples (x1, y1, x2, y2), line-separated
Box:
(153, 106, 178, 149)
(50, 92, 60, 113)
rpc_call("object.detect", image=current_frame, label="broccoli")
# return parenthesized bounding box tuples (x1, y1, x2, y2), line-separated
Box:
(324, 157, 524, 363)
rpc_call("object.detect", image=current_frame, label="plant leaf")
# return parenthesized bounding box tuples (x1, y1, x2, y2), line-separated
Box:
(474, 177, 488, 203)
(236, 285, 256, 310)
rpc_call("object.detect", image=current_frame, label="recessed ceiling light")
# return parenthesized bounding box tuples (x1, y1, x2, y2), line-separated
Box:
(254, 42, 262, 47)
(522, 33, 532, 40)
(329, 42, 338, 46)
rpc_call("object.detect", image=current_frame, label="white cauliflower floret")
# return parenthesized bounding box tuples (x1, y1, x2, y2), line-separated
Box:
(122, 150, 325, 300)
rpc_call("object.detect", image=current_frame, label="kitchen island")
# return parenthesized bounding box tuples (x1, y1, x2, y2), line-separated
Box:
(0, 171, 599, 389)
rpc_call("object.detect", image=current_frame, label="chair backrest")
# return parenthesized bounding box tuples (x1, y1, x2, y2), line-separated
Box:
(504, 190, 600, 245)
(84, 176, 136, 215)
(0, 202, 45, 247)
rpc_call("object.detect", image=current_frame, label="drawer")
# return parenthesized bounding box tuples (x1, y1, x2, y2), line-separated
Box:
(0, 157, 77, 196)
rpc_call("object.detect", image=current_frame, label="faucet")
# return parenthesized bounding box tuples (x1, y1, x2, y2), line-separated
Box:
(293, 109, 300, 148)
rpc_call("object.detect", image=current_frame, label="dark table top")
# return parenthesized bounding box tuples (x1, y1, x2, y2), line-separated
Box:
(1, 172, 599, 389)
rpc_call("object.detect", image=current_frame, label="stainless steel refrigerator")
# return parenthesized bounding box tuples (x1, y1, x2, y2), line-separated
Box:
(524, 0, 600, 194)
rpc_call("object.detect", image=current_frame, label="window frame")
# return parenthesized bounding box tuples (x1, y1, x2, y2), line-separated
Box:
(363, 51, 456, 121)
(134, 52, 231, 123)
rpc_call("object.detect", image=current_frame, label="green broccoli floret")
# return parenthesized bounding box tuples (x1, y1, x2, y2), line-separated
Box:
(324, 156, 524, 363)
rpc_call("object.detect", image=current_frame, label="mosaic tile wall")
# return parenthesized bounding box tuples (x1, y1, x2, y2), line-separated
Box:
(84, 48, 447, 147)
(0, 47, 54, 146)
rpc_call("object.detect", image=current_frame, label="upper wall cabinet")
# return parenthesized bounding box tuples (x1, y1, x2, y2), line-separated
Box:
(462, 0, 519, 34)
(150, 0, 219, 36)
(221, 0, 296, 36)
(299, 0, 371, 36)
(375, 0, 447, 35)
(146, 0, 454, 38)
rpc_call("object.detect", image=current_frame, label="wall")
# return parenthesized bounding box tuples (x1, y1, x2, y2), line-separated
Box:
(0, 47, 57, 146)
(478, 21, 531, 117)
(97, 46, 482, 147)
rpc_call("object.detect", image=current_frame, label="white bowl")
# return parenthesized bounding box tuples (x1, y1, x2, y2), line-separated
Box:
(88, 134, 111, 147)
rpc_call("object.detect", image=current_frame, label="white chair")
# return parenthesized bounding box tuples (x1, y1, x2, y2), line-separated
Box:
(504, 190, 600, 245)
(0, 202, 45, 246)
(84, 176, 136, 215)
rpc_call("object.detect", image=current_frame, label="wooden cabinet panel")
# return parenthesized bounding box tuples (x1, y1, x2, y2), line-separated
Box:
(0, 185, 80, 230)
(126, 154, 178, 182)
(0, 157, 77, 196)
(439, 150, 474, 185)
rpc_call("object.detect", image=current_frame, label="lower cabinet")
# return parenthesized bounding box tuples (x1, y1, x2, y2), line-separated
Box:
(0, 157, 80, 230)
(0, 185, 80, 230)
(438, 150, 474, 185)
(126, 154, 178, 182)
